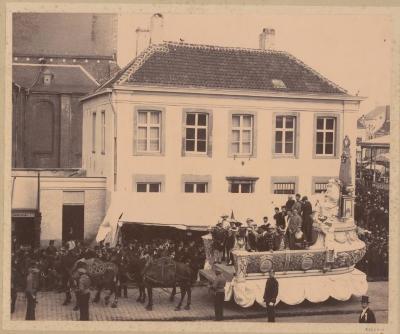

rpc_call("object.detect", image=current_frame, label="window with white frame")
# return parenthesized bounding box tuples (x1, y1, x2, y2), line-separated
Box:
(316, 117, 336, 156)
(184, 182, 208, 193)
(136, 182, 161, 193)
(92, 112, 96, 153)
(231, 114, 253, 155)
(136, 110, 161, 153)
(227, 177, 258, 193)
(101, 111, 105, 154)
(275, 115, 296, 154)
(185, 113, 208, 153)
(273, 182, 295, 195)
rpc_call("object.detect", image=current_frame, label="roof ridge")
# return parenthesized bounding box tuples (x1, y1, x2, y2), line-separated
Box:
(163, 40, 286, 54)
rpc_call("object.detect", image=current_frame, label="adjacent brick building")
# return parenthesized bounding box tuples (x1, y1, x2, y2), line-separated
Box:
(11, 13, 116, 247)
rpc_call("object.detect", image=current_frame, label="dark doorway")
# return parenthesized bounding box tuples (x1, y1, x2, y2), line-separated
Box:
(13, 217, 36, 249)
(62, 205, 84, 242)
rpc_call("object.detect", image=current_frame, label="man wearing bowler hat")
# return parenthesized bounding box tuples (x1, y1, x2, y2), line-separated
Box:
(359, 295, 376, 323)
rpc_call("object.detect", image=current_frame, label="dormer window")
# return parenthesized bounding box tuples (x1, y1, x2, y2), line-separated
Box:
(272, 79, 286, 89)
(43, 69, 54, 85)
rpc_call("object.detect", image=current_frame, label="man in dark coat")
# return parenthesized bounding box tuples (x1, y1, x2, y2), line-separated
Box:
(25, 261, 40, 320)
(263, 269, 279, 322)
(301, 196, 313, 243)
(77, 267, 91, 321)
(273, 207, 286, 230)
(359, 295, 376, 323)
(212, 268, 226, 321)
(285, 195, 295, 211)
(292, 193, 303, 215)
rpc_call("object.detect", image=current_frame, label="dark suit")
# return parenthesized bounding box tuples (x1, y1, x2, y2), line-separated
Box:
(301, 201, 313, 242)
(359, 308, 376, 323)
(263, 276, 279, 322)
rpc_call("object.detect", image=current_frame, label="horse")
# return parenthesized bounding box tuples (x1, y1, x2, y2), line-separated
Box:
(70, 257, 119, 308)
(143, 257, 193, 311)
(127, 255, 193, 311)
(125, 253, 147, 303)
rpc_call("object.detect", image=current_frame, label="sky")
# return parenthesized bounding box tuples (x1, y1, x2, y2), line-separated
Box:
(118, 13, 392, 115)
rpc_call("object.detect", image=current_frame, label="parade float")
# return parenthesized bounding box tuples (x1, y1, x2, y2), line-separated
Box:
(200, 136, 368, 307)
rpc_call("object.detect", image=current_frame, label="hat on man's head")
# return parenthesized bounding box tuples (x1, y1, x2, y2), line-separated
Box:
(361, 295, 370, 304)
(246, 218, 254, 223)
(220, 214, 229, 219)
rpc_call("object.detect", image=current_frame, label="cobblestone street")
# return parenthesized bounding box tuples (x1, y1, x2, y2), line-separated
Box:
(10, 282, 388, 322)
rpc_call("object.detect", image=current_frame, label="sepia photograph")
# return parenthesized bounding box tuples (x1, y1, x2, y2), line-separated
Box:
(2, 2, 399, 333)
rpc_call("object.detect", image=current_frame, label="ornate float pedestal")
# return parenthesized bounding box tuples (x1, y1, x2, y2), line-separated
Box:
(202, 216, 367, 307)
(200, 137, 368, 307)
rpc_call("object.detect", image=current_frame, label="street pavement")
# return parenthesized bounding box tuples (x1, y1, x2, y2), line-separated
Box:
(10, 281, 387, 322)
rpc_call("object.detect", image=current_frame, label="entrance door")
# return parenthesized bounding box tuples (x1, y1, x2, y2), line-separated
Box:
(13, 217, 36, 249)
(24, 94, 61, 168)
(62, 205, 84, 242)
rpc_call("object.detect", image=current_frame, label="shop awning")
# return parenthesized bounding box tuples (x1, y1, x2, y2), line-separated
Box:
(96, 191, 276, 246)
(360, 135, 390, 149)
(11, 176, 39, 213)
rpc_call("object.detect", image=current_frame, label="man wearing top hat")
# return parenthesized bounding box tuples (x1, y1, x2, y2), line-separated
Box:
(359, 295, 376, 323)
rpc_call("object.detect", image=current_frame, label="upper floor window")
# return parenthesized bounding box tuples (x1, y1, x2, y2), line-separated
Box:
(136, 110, 161, 153)
(101, 111, 106, 154)
(185, 113, 208, 153)
(231, 114, 253, 155)
(92, 112, 96, 153)
(184, 182, 208, 193)
(274, 115, 296, 155)
(316, 117, 336, 156)
(227, 176, 258, 193)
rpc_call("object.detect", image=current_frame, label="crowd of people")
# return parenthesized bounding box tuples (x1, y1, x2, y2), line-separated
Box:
(355, 180, 389, 279)
(11, 236, 206, 319)
(211, 193, 317, 265)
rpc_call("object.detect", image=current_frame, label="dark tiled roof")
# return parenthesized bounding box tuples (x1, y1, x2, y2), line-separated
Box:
(13, 64, 98, 94)
(375, 120, 390, 137)
(13, 13, 117, 58)
(100, 42, 348, 95)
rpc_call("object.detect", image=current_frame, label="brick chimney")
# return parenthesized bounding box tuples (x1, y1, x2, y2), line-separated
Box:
(259, 28, 275, 50)
(150, 13, 164, 45)
(135, 27, 150, 56)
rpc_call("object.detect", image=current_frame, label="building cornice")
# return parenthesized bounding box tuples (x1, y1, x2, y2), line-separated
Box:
(111, 84, 365, 102)
(80, 88, 112, 102)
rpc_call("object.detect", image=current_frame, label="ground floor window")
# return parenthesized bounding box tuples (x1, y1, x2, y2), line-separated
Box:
(226, 176, 258, 193)
(273, 182, 295, 194)
(184, 182, 208, 193)
(314, 182, 329, 193)
(136, 182, 162, 192)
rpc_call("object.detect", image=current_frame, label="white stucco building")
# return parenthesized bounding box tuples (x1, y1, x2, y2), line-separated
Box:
(81, 36, 363, 243)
